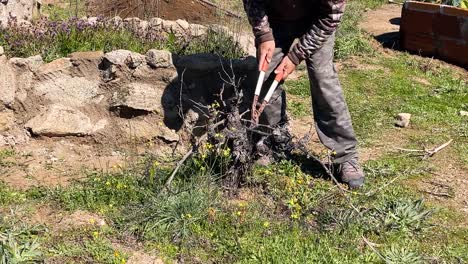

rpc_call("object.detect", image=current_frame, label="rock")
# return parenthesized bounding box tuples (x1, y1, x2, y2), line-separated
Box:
(176, 19, 189, 31)
(107, 16, 122, 28)
(0, 110, 15, 132)
(149, 17, 162, 29)
(112, 82, 164, 113)
(460, 110, 468, 117)
(0, 128, 30, 146)
(123, 17, 140, 32)
(395, 113, 411, 128)
(146, 49, 173, 68)
(34, 75, 101, 107)
(0, 0, 36, 27)
(158, 126, 179, 142)
(0, 46, 4, 56)
(104, 49, 133, 65)
(104, 49, 146, 69)
(138, 20, 148, 35)
(36, 57, 73, 77)
(9, 55, 43, 68)
(0, 56, 17, 106)
(162, 20, 182, 34)
(68, 51, 104, 79)
(68, 51, 104, 66)
(189, 23, 207, 37)
(25, 104, 94, 136)
(127, 52, 146, 68)
(87, 16, 98, 26)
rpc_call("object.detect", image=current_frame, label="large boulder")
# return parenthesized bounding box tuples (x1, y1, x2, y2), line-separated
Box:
(25, 104, 98, 136)
(112, 82, 165, 113)
(0, 0, 36, 27)
(34, 59, 102, 107)
(68, 51, 104, 79)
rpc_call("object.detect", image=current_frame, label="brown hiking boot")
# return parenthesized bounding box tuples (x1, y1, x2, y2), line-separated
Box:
(337, 158, 365, 189)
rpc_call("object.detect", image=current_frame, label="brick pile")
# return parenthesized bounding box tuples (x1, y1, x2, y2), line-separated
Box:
(400, 1, 468, 68)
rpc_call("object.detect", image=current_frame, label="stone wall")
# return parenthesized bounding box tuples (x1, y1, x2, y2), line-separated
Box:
(400, 1, 468, 67)
(0, 47, 257, 147)
(0, 0, 37, 27)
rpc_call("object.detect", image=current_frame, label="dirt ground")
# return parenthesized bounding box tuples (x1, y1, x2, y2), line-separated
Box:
(2, 0, 466, 222)
(359, 4, 468, 217)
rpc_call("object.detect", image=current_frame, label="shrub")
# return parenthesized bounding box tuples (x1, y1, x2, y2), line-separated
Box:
(0, 17, 245, 62)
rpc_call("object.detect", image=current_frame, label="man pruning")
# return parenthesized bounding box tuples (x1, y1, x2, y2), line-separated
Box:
(243, 0, 365, 189)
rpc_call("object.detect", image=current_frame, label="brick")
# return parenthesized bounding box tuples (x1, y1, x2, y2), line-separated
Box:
(401, 32, 436, 55)
(401, 9, 436, 34)
(405, 1, 440, 13)
(462, 20, 468, 42)
(434, 13, 461, 38)
(440, 5, 468, 18)
(438, 38, 468, 67)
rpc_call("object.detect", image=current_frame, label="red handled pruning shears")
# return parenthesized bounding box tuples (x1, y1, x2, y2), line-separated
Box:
(251, 60, 284, 125)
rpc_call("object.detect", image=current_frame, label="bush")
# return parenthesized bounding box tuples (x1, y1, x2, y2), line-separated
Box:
(0, 17, 246, 62)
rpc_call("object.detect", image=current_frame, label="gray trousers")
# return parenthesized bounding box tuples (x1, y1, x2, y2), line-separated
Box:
(256, 21, 358, 164)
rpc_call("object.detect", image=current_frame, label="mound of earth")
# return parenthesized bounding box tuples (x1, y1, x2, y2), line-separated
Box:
(86, 0, 238, 24)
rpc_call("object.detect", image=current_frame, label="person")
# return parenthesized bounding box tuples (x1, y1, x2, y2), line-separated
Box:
(243, 0, 365, 189)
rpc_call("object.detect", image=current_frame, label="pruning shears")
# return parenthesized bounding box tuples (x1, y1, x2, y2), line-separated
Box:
(251, 60, 284, 125)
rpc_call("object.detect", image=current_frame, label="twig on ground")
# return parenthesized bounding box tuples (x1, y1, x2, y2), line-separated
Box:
(394, 139, 453, 159)
(362, 236, 387, 262)
(424, 190, 453, 198)
(365, 174, 404, 196)
(164, 148, 194, 190)
(425, 139, 453, 158)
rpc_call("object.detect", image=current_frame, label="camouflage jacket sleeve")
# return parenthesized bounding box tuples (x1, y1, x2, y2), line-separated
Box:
(288, 0, 346, 65)
(242, 0, 274, 44)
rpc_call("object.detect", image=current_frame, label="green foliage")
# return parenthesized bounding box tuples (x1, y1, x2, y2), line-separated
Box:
(334, 0, 383, 60)
(53, 171, 153, 213)
(380, 199, 432, 232)
(0, 19, 245, 62)
(287, 100, 310, 118)
(49, 227, 128, 263)
(384, 246, 423, 264)
(0, 183, 28, 206)
(179, 28, 246, 59)
(0, 218, 44, 264)
(0, 235, 42, 264)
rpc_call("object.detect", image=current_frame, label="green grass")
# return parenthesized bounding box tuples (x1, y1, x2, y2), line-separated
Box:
(2, 0, 467, 263)
(0, 20, 245, 62)
(3, 150, 466, 263)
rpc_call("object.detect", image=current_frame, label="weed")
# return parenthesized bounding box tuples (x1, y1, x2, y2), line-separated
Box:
(384, 246, 423, 264)
(0, 217, 45, 264)
(379, 199, 432, 232)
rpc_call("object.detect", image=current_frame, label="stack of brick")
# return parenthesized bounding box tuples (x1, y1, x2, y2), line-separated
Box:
(400, 1, 468, 68)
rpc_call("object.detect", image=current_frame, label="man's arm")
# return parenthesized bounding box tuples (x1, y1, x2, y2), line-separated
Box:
(242, 0, 274, 45)
(288, 0, 346, 65)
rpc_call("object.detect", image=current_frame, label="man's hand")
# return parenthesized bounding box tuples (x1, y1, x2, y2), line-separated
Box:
(275, 56, 296, 81)
(258, 40, 275, 70)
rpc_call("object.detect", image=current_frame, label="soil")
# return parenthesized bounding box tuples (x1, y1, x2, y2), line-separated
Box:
(86, 0, 238, 24)
(359, 3, 402, 47)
